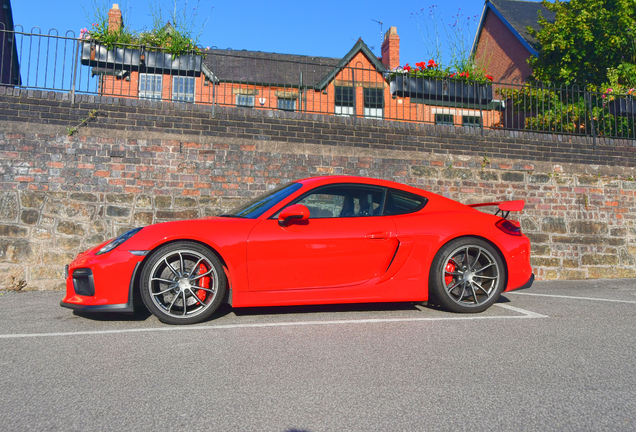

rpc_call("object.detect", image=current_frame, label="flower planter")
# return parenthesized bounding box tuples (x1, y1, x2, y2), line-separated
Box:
(608, 98, 636, 117)
(144, 51, 201, 73)
(389, 75, 493, 105)
(80, 42, 140, 68)
(80, 42, 201, 73)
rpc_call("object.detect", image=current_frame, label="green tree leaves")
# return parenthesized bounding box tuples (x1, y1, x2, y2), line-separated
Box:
(528, 0, 636, 86)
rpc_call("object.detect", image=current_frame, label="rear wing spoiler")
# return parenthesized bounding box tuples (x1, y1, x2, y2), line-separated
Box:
(467, 200, 525, 219)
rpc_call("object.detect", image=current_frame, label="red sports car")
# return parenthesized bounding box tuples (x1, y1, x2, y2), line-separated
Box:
(61, 176, 533, 324)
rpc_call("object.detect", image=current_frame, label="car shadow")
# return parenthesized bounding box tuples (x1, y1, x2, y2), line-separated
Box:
(72, 302, 236, 323)
(71, 296, 512, 324)
(230, 301, 424, 318)
(72, 308, 153, 322)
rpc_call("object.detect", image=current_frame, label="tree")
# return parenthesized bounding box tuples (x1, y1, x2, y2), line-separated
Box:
(528, 0, 636, 86)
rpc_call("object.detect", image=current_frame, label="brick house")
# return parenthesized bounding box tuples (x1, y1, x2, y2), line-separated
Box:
(91, 5, 499, 128)
(472, 0, 556, 83)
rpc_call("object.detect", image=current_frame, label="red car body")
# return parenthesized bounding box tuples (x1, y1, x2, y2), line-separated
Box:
(61, 176, 533, 319)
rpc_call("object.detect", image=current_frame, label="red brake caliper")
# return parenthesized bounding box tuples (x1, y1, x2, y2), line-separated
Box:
(195, 263, 209, 302)
(444, 261, 456, 286)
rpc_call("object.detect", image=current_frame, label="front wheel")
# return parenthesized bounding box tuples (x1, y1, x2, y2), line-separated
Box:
(140, 242, 226, 325)
(429, 237, 506, 313)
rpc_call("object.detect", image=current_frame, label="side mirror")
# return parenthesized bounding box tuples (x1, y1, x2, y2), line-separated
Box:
(278, 204, 310, 227)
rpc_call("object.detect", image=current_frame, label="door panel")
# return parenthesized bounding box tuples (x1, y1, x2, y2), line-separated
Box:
(247, 217, 397, 291)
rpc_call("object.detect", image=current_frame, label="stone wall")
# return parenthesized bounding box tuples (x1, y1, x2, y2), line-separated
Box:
(0, 88, 634, 290)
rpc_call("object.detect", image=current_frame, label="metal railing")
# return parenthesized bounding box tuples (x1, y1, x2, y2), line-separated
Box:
(3, 27, 635, 142)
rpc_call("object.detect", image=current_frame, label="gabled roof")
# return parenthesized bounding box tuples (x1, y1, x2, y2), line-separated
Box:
(315, 38, 386, 90)
(472, 0, 556, 56)
(201, 49, 340, 89)
(201, 38, 386, 90)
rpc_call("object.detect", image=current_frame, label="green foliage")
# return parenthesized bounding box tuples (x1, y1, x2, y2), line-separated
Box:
(528, 0, 636, 86)
(405, 5, 493, 84)
(68, 110, 98, 136)
(389, 62, 494, 85)
(81, 0, 210, 57)
(497, 85, 636, 139)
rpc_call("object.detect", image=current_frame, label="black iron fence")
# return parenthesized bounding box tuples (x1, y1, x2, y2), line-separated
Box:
(3, 27, 636, 141)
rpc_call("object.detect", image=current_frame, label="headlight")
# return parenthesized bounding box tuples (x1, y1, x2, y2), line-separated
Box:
(96, 227, 143, 255)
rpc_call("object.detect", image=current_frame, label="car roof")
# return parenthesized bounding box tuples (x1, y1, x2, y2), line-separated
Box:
(295, 176, 427, 195)
(293, 176, 474, 213)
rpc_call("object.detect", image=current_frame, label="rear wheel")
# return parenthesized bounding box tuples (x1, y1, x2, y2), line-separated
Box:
(429, 237, 505, 313)
(140, 242, 226, 325)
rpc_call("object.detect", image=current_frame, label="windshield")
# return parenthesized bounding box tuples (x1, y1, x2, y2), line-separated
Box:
(223, 182, 303, 219)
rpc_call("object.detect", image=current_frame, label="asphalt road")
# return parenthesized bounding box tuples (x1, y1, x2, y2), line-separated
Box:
(1, 279, 636, 431)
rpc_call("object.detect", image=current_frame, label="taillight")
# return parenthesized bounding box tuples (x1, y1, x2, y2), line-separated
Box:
(496, 219, 521, 236)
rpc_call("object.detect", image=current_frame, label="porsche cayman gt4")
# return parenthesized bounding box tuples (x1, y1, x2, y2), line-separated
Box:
(61, 176, 533, 324)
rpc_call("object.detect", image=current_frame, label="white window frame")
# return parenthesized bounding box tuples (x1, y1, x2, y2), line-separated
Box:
(335, 86, 355, 116)
(139, 73, 163, 100)
(172, 76, 196, 102)
(236, 94, 255, 107)
(363, 88, 383, 119)
(277, 98, 297, 111)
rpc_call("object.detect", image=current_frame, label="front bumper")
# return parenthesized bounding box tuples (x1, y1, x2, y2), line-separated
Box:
(60, 299, 135, 313)
(61, 250, 145, 314)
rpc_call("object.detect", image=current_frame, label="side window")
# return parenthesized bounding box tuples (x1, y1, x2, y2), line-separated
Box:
(293, 185, 385, 218)
(383, 189, 428, 216)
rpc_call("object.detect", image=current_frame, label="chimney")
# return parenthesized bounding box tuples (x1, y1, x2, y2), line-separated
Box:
(381, 26, 400, 70)
(108, 4, 122, 32)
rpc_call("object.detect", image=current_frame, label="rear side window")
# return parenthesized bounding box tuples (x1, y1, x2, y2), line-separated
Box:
(383, 189, 428, 215)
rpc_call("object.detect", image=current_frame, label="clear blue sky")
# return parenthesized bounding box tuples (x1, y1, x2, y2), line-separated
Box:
(12, 0, 542, 67)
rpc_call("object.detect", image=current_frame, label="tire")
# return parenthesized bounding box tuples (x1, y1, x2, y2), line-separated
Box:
(140, 241, 227, 325)
(428, 237, 506, 313)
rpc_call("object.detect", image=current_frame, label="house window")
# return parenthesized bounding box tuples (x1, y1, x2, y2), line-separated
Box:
(363, 88, 383, 118)
(172, 76, 195, 102)
(462, 115, 482, 127)
(278, 98, 296, 111)
(139, 74, 162, 100)
(335, 86, 354, 116)
(435, 114, 454, 125)
(236, 94, 255, 107)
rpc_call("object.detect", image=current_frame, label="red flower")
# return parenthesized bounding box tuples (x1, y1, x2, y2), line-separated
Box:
(415, 61, 425, 70)
(450, 73, 457, 78)
(486, 74, 493, 81)
(427, 59, 437, 68)
(403, 64, 412, 72)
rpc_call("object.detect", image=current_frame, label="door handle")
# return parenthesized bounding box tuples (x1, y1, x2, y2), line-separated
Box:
(365, 232, 390, 240)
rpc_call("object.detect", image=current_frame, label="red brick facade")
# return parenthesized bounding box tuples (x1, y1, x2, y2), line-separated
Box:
(474, 7, 534, 83)
(100, 6, 499, 128)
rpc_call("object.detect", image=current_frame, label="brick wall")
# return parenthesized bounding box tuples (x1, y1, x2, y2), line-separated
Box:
(474, 10, 534, 83)
(0, 87, 634, 290)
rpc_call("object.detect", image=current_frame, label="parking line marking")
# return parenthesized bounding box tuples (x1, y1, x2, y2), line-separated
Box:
(509, 292, 636, 304)
(0, 307, 547, 339)
(494, 303, 548, 318)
